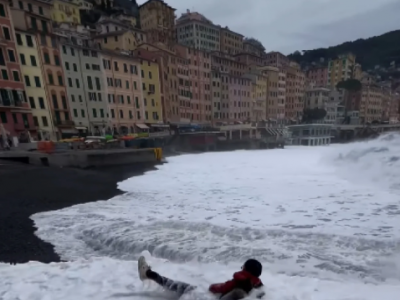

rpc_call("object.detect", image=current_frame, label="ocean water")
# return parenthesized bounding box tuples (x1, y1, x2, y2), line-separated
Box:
(1, 134, 400, 300)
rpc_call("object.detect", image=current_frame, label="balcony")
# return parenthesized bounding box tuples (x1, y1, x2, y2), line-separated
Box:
(0, 99, 24, 108)
(54, 120, 75, 127)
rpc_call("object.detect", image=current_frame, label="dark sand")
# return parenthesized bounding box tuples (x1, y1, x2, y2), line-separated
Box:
(0, 159, 158, 264)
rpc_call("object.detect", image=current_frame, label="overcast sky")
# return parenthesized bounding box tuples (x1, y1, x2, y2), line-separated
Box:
(137, 0, 400, 54)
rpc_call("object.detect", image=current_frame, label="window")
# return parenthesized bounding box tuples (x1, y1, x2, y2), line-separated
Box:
(7, 50, 15, 62)
(73, 109, 78, 117)
(33, 116, 38, 127)
(95, 77, 101, 90)
(111, 109, 115, 118)
(24, 75, 30, 86)
(29, 97, 36, 108)
(62, 96, 67, 109)
(28, 3, 32, 12)
(119, 110, 123, 118)
(52, 94, 58, 108)
(92, 108, 97, 118)
(18, 1, 23, 9)
(58, 75, 63, 85)
(70, 48, 75, 56)
(44, 53, 50, 64)
(16, 34, 22, 45)
(39, 97, 45, 109)
(39, 7, 44, 15)
(85, 63, 90, 70)
(87, 76, 93, 90)
(26, 35, 33, 47)
(0, 111, 7, 123)
(65, 62, 69, 70)
(42, 116, 48, 127)
(149, 71, 152, 79)
(62, 45, 67, 54)
(68, 77, 72, 87)
(13, 71, 20, 82)
(28, 56, 37, 67)
(54, 55, 60, 66)
(1, 69, 8, 80)
(2, 27, 10, 40)
(41, 20, 47, 33)
(141, 70, 144, 78)
(73, 63, 77, 72)
(40, 34, 46, 46)
(34, 76, 41, 87)
(124, 63, 128, 72)
(81, 109, 85, 118)
(125, 80, 129, 89)
(0, 4, 6, 17)
(75, 79, 80, 88)
(48, 73, 54, 85)
(100, 109, 104, 118)
(31, 17, 37, 29)
(134, 81, 137, 90)
(20, 54, 26, 65)
(71, 95, 75, 102)
(114, 61, 118, 71)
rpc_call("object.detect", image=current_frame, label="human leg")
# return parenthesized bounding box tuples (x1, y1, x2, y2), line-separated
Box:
(138, 256, 196, 296)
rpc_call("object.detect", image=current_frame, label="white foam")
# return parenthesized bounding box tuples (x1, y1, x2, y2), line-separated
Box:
(2, 138, 400, 299)
(1, 251, 399, 300)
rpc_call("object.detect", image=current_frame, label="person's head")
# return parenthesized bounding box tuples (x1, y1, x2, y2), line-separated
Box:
(242, 259, 262, 277)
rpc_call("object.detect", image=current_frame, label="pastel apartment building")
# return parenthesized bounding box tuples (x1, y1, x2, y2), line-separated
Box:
(227, 75, 252, 122)
(56, 24, 108, 134)
(139, 56, 162, 123)
(306, 66, 328, 87)
(12, 0, 73, 139)
(0, 0, 35, 137)
(186, 47, 212, 123)
(102, 52, 144, 134)
(176, 10, 220, 52)
(51, 0, 80, 24)
(328, 53, 361, 88)
(139, 0, 176, 46)
(220, 26, 243, 55)
(135, 44, 180, 123)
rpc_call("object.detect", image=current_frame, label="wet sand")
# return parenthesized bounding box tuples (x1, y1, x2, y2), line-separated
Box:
(0, 159, 158, 264)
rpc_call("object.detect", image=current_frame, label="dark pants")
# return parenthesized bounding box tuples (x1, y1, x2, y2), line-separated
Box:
(146, 270, 196, 296)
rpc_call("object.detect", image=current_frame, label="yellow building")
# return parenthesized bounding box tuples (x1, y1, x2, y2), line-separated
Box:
(15, 31, 56, 140)
(140, 58, 162, 123)
(94, 30, 140, 51)
(139, 0, 176, 46)
(244, 68, 267, 122)
(328, 53, 357, 88)
(51, 0, 80, 24)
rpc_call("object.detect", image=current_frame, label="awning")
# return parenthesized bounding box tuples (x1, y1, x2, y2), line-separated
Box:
(136, 123, 149, 129)
(75, 127, 87, 130)
(151, 124, 170, 128)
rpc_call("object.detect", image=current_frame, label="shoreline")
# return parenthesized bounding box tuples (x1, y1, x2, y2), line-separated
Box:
(0, 159, 159, 264)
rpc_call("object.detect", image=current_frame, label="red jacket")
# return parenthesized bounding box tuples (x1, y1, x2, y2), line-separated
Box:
(209, 270, 263, 295)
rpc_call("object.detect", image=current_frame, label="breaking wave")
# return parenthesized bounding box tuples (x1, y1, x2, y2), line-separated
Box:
(326, 132, 400, 191)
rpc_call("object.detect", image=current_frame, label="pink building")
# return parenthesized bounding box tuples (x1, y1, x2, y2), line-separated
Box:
(306, 67, 328, 87)
(101, 52, 143, 134)
(225, 75, 252, 122)
(179, 47, 212, 123)
(0, 0, 35, 138)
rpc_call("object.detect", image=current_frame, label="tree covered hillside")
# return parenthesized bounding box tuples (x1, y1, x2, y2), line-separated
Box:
(288, 30, 400, 71)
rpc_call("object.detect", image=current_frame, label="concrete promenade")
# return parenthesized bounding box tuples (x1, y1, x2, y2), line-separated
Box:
(0, 148, 159, 169)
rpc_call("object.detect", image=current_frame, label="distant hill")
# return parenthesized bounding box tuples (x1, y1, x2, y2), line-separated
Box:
(288, 30, 400, 72)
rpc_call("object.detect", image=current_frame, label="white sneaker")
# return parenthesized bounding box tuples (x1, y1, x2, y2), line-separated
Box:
(138, 256, 150, 281)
